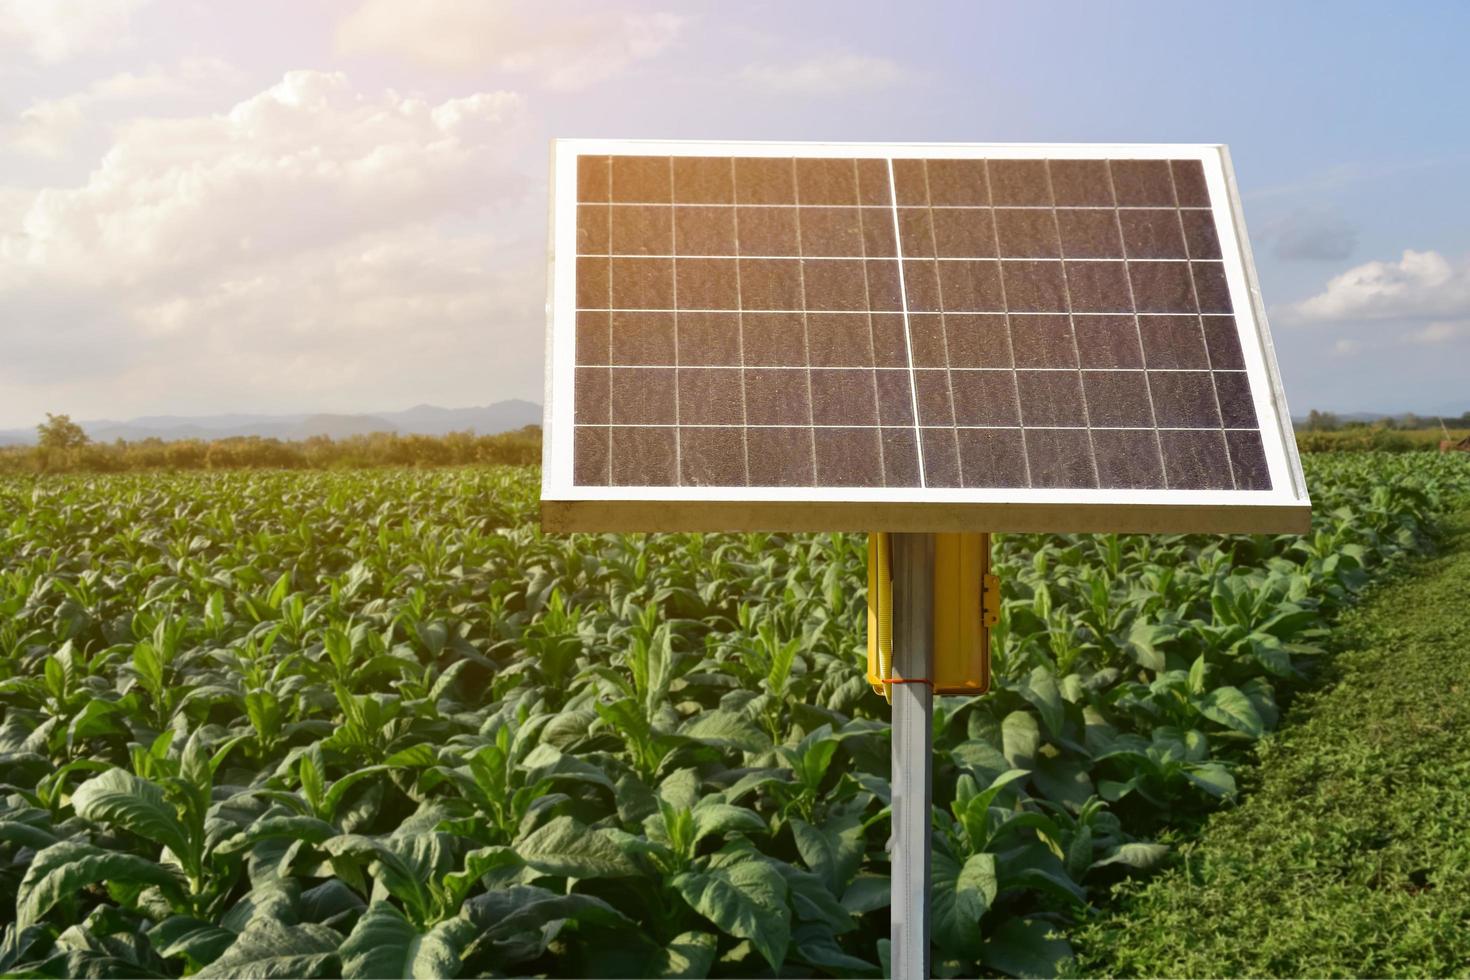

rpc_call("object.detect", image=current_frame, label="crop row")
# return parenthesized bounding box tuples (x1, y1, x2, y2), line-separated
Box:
(1, 453, 1467, 977)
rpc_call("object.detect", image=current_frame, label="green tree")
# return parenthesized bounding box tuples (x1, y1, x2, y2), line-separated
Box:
(37, 413, 89, 452)
(1304, 410, 1340, 432)
(35, 413, 89, 472)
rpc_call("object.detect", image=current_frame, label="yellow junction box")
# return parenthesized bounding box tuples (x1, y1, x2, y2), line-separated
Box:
(867, 532, 997, 698)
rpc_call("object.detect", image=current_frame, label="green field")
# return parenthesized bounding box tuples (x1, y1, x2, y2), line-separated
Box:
(1075, 508, 1470, 978)
(2, 454, 1468, 978)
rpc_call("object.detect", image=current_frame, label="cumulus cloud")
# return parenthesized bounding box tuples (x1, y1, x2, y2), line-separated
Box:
(739, 52, 913, 96)
(9, 57, 245, 157)
(0, 71, 543, 423)
(0, 0, 152, 63)
(1285, 250, 1470, 323)
(335, 0, 685, 90)
(1408, 321, 1470, 345)
(3, 71, 523, 285)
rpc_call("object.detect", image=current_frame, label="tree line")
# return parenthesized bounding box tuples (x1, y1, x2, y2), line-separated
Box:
(1302, 409, 1470, 432)
(1, 414, 542, 474)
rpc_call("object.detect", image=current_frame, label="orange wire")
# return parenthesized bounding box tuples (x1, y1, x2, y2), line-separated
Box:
(882, 677, 933, 687)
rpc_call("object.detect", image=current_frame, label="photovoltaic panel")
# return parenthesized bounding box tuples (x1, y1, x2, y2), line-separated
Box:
(542, 141, 1310, 534)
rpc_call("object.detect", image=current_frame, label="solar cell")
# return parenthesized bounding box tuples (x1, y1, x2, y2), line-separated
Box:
(544, 141, 1309, 533)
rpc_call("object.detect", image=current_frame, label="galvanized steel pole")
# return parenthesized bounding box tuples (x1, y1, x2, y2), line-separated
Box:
(890, 532, 933, 980)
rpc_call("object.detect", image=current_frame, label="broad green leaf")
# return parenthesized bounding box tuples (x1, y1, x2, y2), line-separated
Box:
(931, 851, 985, 960)
(679, 711, 770, 753)
(1001, 711, 1040, 770)
(196, 919, 340, 979)
(442, 845, 520, 907)
(1187, 653, 1208, 694)
(1019, 666, 1064, 737)
(149, 916, 235, 970)
(18, 841, 182, 930)
(979, 916, 1074, 979)
(1092, 841, 1170, 871)
(674, 859, 790, 971)
(362, 832, 455, 924)
(323, 765, 393, 821)
(792, 922, 878, 973)
(1196, 686, 1265, 737)
(958, 853, 998, 911)
(1032, 754, 1093, 811)
(841, 875, 890, 914)
(384, 743, 439, 767)
(516, 815, 640, 878)
(0, 820, 58, 850)
(299, 879, 367, 926)
(790, 815, 865, 895)
(1063, 822, 1093, 880)
(646, 931, 717, 979)
(1183, 762, 1238, 798)
(221, 879, 301, 934)
(72, 768, 191, 860)
(1010, 864, 1087, 905)
(692, 803, 766, 846)
(659, 767, 701, 810)
(339, 901, 474, 979)
(66, 699, 124, 745)
(463, 885, 633, 938)
(777, 865, 854, 934)
(1126, 620, 1171, 672)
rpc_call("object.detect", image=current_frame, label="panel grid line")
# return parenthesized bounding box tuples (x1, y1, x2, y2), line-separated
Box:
(583, 308, 1232, 316)
(788, 158, 821, 485)
(1046, 159, 1103, 489)
(920, 160, 966, 487)
(588, 201, 1213, 212)
(1105, 160, 1170, 489)
(668, 157, 682, 484)
(727, 158, 752, 487)
(1169, 163, 1237, 491)
(581, 253, 1212, 263)
(984, 160, 1034, 489)
(853, 158, 891, 487)
(885, 158, 929, 489)
(604, 156, 614, 486)
(580, 423, 1266, 431)
(582, 364, 1248, 374)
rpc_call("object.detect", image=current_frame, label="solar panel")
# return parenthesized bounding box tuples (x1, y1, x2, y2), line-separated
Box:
(542, 141, 1310, 534)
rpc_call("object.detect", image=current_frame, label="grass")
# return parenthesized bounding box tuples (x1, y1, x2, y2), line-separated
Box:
(1072, 508, 1470, 978)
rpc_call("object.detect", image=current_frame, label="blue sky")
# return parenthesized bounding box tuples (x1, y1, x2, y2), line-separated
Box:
(2, 0, 1467, 428)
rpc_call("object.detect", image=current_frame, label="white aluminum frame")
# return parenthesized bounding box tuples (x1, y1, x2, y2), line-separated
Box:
(541, 139, 1310, 534)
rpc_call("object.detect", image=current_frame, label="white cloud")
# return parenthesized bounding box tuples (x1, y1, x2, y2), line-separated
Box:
(335, 0, 685, 90)
(739, 52, 913, 96)
(1409, 321, 1470, 345)
(10, 58, 245, 157)
(0, 0, 152, 63)
(0, 71, 542, 423)
(3, 71, 524, 285)
(1285, 250, 1470, 323)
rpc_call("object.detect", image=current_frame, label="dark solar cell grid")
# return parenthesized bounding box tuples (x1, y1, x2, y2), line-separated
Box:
(571, 154, 1269, 492)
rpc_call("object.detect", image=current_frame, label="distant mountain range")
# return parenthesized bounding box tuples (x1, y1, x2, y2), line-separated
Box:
(0, 401, 541, 447)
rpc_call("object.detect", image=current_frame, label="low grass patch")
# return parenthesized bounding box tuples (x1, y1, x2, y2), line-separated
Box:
(1072, 510, 1470, 978)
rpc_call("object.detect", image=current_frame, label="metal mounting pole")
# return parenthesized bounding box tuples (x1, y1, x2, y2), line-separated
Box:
(890, 532, 933, 980)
